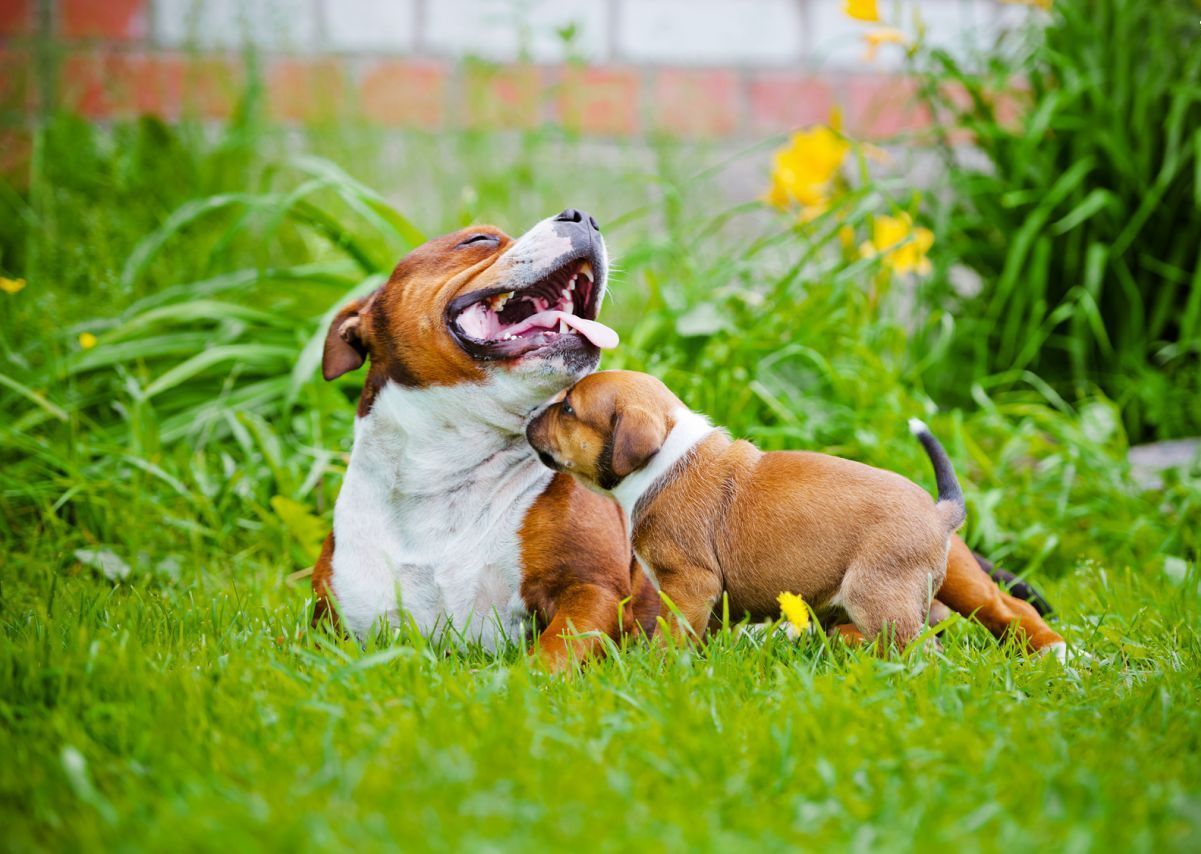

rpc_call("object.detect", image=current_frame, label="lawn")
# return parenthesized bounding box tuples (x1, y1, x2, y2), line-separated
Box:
(2, 105, 1200, 850)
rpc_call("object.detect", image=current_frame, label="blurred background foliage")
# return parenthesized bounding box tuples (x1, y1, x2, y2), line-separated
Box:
(916, 0, 1201, 440)
(0, 0, 1197, 592)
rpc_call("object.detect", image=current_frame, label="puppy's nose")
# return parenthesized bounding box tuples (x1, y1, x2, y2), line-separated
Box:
(553, 208, 600, 232)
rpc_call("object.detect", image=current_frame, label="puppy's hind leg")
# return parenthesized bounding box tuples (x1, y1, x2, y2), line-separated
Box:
(838, 557, 944, 652)
(939, 537, 1064, 653)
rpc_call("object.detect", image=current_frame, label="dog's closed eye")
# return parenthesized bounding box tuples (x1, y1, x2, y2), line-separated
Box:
(457, 234, 500, 248)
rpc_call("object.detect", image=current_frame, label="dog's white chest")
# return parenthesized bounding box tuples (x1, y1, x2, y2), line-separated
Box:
(328, 382, 552, 650)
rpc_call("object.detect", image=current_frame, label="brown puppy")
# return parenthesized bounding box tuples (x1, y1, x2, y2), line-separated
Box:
(527, 370, 1061, 654)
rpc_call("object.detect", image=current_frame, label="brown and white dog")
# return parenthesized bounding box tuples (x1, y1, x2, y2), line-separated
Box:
(312, 210, 657, 669)
(313, 210, 1064, 669)
(527, 370, 1069, 657)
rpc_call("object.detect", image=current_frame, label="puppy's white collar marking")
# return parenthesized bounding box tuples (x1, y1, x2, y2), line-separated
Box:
(612, 406, 714, 525)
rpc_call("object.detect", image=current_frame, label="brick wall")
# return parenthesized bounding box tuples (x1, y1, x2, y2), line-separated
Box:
(1, 0, 1036, 142)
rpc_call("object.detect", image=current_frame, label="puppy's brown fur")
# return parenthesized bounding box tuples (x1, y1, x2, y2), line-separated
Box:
(527, 371, 1057, 652)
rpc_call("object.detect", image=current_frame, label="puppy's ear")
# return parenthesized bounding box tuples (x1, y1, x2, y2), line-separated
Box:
(322, 298, 370, 381)
(609, 407, 668, 480)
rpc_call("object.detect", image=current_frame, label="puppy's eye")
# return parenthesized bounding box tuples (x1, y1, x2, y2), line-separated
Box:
(457, 234, 499, 248)
(561, 400, 575, 417)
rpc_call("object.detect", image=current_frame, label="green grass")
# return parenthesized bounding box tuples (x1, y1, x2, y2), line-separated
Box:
(2, 562, 1200, 850)
(2, 96, 1200, 850)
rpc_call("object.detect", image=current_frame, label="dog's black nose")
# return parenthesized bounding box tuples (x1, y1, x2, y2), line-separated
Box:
(554, 209, 600, 232)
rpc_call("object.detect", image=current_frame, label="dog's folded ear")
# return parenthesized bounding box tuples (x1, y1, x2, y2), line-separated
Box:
(322, 297, 370, 381)
(610, 407, 668, 480)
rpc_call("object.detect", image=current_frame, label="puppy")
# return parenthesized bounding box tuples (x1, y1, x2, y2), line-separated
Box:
(525, 370, 966, 649)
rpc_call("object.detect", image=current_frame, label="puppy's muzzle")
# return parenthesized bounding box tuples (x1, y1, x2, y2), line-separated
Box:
(525, 413, 559, 471)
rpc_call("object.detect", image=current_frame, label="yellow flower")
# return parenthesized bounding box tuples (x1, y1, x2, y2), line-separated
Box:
(78, 332, 98, 350)
(1001, 0, 1051, 9)
(777, 592, 811, 633)
(862, 26, 909, 62)
(0, 276, 26, 295)
(844, 0, 879, 22)
(765, 124, 850, 219)
(860, 213, 934, 276)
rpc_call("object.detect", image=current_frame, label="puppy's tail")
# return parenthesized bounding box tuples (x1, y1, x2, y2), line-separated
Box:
(908, 418, 966, 533)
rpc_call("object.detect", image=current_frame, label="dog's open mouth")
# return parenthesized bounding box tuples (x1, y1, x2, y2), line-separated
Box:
(448, 258, 619, 360)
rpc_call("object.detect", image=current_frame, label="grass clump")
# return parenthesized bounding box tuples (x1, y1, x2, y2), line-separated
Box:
(914, 0, 1201, 440)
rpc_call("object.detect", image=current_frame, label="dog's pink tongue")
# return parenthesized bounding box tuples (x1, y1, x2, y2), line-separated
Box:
(513, 310, 619, 349)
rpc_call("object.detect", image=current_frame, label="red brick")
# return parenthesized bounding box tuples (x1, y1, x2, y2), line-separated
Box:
(61, 52, 242, 120)
(988, 83, 1029, 132)
(924, 81, 1030, 145)
(0, 49, 33, 113)
(558, 66, 640, 137)
(463, 63, 544, 131)
(61, 51, 182, 118)
(0, 127, 32, 188)
(57, 51, 236, 120)
(360, 60, 448, 129)
(267, 58, 350, 124)
(651, 69, 740, 139)
(0, 0, 33, 36)
(748, 73, 834, 135)
(59, 0, 147, 40)
(844, 75, 931, 139)
(177, 55, 244, 119)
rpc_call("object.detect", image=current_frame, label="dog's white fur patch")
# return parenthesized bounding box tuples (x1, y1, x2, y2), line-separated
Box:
(331, 374, 562, 648)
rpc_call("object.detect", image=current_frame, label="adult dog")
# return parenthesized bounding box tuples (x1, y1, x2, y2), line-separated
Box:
(312, 210, 1064, 668)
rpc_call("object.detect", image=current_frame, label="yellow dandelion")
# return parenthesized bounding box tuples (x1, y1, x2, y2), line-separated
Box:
(862, 26, 909, 62)
(78, 332, 98, 350)
(0, 276, 26, 295)
(844, 0, 880, 23)
(777, 591, 811, 633)
(860, 212, 935, 276)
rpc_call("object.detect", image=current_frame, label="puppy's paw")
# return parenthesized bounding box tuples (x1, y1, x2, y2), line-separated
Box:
(1039, 641, 1093, 666)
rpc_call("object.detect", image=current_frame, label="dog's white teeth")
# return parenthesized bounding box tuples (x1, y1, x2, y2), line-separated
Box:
(558, 319, 569, 334)
(488, 291, 514, 311)
(567, 277, 576, 291)
(579, 261, 593, 281)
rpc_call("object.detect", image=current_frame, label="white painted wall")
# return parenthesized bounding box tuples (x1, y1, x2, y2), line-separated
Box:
(151, 0, 1038, 68)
